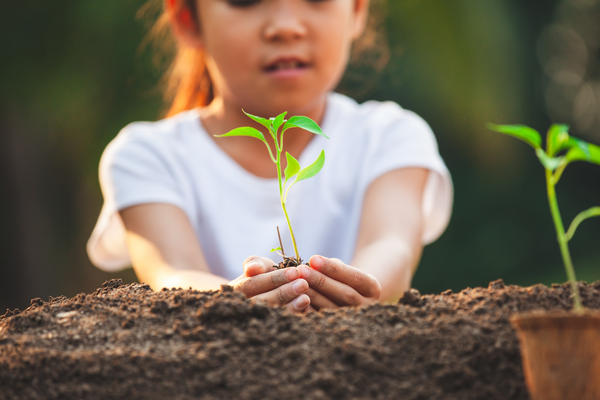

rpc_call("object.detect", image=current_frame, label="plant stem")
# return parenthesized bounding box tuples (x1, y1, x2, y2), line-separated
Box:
(275, 134, 300, 260)
(546, 169, 583, 312)
(565, 207, 600, 242)
(281, 201, 300, 260)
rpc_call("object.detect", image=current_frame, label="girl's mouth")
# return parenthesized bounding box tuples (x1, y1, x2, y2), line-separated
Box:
(263, 58, 310, 79)
(265, 60, 309, 72)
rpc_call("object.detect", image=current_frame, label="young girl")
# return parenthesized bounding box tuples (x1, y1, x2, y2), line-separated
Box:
(87, 0, 452, 313)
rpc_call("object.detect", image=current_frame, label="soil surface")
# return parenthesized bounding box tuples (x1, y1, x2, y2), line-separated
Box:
(1, 279, 600, 400)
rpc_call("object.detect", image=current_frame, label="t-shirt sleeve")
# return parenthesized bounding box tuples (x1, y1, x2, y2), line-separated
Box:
(362, 103, 453, 244)
(87, 125, 184, 271)
(102, 128, 184, 211)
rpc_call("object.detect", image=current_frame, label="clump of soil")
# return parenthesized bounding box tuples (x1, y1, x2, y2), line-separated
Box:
(274, 256, 304, 269)
(1, 279, 599, 400)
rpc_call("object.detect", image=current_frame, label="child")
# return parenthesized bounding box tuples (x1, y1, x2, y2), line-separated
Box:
(87, 0, 453, 313)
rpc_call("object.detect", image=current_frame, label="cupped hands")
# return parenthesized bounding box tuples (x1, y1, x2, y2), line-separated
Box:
(228, 256, 311, 313)
(231, 254, 382, 312)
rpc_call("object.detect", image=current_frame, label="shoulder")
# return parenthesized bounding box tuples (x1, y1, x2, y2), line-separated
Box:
(108, 109, 201, 152)
(100, 109, 202, 167)
(327, 93, 436, 147)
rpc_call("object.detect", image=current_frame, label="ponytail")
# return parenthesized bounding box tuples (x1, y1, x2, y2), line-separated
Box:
(163, 44, 213, 118)
(145, 0, 214, 118)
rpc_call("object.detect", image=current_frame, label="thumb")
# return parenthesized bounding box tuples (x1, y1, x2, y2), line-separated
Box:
(243, 256, 277, 277)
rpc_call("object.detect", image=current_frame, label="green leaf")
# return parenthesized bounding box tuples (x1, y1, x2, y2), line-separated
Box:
(487, 123, 541, 149)
(272, 112, 287, 133)
(242, 110, 272, 130)
(546, 124, 570, 156)
(565, 139, 600, 166)
(295, 150, 325, 184)
(284, 152, 301, 183)
(573, 138, 592, 158)
(283, 116, 329, 139)
(550, 136, 599, 184)
(270, 247, 282, 253)
(535, 148, 563, 171)
(214, 126, 267, 143)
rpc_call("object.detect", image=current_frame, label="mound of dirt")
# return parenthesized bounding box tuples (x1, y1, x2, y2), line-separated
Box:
(1, 278, 599, 400)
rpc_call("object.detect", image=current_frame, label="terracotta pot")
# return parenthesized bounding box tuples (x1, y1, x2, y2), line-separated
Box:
(510, 311, 600, 400)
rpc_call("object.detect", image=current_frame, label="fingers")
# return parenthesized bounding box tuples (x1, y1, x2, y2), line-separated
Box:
(298, 259, 382, 306)
(253, 279, 310, 311)
(243, 256, 277, 277)
(235, 267, 301, 298)
(285, 294, 310, 313)
(308, 256, 382, 299)
(305, 288, 339, 310)
(237, 256, 313, 313)
(299, 264, 364, 306)
(229, 256, 276, 287)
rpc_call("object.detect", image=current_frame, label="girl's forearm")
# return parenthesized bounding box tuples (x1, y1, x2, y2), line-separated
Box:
(150, 269, 229, 292)
(351, 235, 422, 303)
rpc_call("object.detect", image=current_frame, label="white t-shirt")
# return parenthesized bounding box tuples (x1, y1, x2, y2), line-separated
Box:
(87, 92, 453, 280)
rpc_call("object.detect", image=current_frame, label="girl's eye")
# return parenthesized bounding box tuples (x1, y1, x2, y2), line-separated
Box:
(227, 0, 259, 7)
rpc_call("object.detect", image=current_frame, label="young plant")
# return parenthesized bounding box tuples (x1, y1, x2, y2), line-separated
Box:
(488, 123, 600, 312)
(215, 110, 329, 266)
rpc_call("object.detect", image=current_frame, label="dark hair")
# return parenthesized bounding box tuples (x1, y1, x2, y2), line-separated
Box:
(142, 0, 388, 118)
(338, 0, 389, 99)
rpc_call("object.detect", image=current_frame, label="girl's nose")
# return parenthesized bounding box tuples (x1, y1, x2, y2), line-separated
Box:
(263, 1, 308, 42)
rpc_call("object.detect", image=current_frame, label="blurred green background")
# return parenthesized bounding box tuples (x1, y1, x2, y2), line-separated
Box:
(1, 0, 599, 311)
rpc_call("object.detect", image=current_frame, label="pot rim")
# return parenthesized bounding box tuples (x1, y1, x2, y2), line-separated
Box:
(510, 309, 600, 331)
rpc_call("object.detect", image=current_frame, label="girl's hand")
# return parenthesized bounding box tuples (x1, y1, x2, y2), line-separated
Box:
(297, 256, 382, 310)
(228, 257, 311, 313)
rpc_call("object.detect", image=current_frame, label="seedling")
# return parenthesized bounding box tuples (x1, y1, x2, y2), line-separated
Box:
(488, 123, 600, 312)
(215, 110, 329, 267)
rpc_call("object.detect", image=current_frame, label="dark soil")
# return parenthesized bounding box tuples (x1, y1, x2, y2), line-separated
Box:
(1, 279, 600, 400)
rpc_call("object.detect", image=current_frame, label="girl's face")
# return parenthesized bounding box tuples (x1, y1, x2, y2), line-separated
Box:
(193, 0, 368, 116)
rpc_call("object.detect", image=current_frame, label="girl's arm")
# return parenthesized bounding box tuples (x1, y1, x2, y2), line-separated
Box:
(120, 204, 310, 311)
(351, 167, 427, 300)
(298, 167, 429, 307)
(120, 204, 227, 291)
